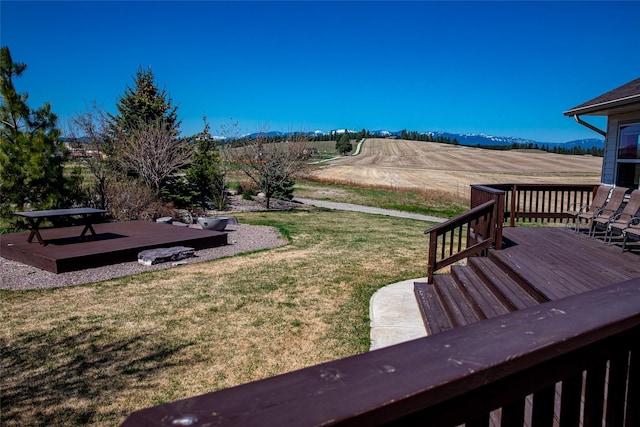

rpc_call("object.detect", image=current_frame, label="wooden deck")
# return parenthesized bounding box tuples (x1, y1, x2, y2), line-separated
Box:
(0, 221, 227, 273)
(416, 226, 640, 335)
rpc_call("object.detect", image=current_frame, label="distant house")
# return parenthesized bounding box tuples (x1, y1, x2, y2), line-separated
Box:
(303, 147, 318, 156)
(564, 77, 640, 190)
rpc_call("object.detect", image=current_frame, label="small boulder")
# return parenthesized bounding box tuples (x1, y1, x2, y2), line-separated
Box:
(138, 246, 195, 266)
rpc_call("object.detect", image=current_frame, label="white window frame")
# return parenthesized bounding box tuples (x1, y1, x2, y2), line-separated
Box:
(616, 121, 640, 190)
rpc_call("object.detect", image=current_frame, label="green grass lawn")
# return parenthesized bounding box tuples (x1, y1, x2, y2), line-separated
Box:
(1, 208, 434, 426)
(294, 180, 469, 218)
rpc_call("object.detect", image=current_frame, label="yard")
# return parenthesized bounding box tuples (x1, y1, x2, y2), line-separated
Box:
(2, 141, 608, 426)
(1, 208, 432, 426)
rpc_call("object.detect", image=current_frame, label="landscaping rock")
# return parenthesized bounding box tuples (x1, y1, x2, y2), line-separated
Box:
(138, 246, 195, 266)
(197, 216, 228, 231)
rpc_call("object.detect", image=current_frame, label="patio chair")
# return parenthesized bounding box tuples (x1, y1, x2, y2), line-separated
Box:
(589, 187, 640, 241)
(621, 218, 640, 252)
(584, 186, 629, 237)
(605, 189, 640, 244)
(565, 185, 611, 232)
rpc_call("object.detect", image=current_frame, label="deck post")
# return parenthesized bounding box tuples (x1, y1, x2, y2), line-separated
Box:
(509, 185, 517, 227)
(427, 230, 437, 284)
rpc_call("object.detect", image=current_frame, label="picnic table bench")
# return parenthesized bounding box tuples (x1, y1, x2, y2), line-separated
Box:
(13, 208, 107, 245)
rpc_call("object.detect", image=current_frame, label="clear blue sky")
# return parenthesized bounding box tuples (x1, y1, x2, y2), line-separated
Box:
(2, 1, 639, 142)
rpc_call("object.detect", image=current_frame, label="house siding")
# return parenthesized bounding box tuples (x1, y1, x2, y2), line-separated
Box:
(602, 111, 640, 186)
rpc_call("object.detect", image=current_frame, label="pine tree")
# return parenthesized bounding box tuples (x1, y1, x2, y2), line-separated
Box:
(335, 133, 352, 155)
(109, 66, 179, 135)
(108, 66, 187, 196)
(0, 46, 83, 220)
(186, 117, 226, 209)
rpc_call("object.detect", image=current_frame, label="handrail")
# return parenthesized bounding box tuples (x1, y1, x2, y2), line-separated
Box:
(426, 183, 597, 287)
(120, 278, 640, 427)
(472, 183, 599, 226)
(424, 200, 498, 284)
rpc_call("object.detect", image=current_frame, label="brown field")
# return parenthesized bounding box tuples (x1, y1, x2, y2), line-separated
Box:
(306, 139, 603, 196)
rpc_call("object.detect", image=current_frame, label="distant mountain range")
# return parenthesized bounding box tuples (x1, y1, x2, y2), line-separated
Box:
(239, 129, 604, 150)
(413, 131, 604, 150)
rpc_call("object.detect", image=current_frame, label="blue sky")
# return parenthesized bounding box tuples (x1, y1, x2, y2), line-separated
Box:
(2, 1, 639, 142)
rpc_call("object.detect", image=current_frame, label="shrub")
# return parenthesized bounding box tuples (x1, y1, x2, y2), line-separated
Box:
(239, 178, 259, 196)
(104, 179, 173, 221)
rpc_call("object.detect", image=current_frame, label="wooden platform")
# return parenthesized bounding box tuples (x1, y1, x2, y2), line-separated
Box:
(0, 221, 227, 273)
(415, 226, 640, 335)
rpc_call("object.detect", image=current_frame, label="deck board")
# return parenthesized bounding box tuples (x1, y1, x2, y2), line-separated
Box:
(0, 221, 227, 273)
(498, 227, 640, 298)
(416, 226, 640, 338)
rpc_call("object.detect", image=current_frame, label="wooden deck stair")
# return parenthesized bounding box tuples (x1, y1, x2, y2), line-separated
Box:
(415, 226, 640, 336)
(415, 255, 531, 334)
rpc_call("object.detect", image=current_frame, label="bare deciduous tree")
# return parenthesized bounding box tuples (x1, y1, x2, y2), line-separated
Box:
(113, 120, 193, 195)
(226, 130, 310, 209)
(67, 103, 113, 209)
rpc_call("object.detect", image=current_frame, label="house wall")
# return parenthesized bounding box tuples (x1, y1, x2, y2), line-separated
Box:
(602, 110, 640, 186)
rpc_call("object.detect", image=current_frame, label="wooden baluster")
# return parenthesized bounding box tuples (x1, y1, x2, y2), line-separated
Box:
(531, 385, 555, 427)
(559, 373, 582, 427)
(606, 352, 630, 426)
(583, 363, 606, 427)
(501, 398, 525, 426)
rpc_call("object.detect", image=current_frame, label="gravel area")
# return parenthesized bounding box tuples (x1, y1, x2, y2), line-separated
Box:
(1, 195, 299, 291)
(1, 222, 288, 291)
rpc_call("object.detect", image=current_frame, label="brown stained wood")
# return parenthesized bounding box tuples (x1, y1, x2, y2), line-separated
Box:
(414, 281, 453, 334)
(501, 399, 526, 426)
(583, 364, 606, 427)
(433, 274, 481, 327)
(467, 416, 490, 427)
(468, 257, 541, 310)
(451, 265, 510, 320)
(531, 385, 555, 427)
(605, 352, 630, 426)
(416, 226, 640, 363)
(559, 374, 582, 427)
(0, 221, 227, 273)
(625, 348, 640, 427)
(500, 227, 640, 291)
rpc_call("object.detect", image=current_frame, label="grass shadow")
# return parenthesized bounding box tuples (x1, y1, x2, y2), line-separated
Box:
(1, 325, 192, 426)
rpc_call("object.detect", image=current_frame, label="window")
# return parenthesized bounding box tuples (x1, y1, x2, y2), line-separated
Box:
(616, 123, 640, 189)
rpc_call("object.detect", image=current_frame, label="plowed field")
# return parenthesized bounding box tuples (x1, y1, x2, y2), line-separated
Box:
(307, 139, 602, 196)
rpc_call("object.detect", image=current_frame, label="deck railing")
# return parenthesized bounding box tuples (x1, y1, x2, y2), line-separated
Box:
(121, 278, 640, 427)
(425, 183, 598, 283)
(471, 183, 599, 226)
(425, 199, 500, 284)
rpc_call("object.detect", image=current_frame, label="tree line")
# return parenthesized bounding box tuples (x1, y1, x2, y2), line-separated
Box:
(312, 128, 604, 157)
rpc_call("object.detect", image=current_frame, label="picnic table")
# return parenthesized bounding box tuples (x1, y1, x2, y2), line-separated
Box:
(13, 208, 108, 245)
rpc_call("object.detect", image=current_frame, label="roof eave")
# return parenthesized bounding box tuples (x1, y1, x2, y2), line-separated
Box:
(563, 95, 640, 117)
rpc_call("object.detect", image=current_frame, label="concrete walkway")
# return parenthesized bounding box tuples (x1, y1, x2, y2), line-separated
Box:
(292, 197, 438, 350)
(292, 198, 447, 223)
(369, 277, 428, 350)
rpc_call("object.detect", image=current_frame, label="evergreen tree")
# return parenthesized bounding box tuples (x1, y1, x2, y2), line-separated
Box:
(109, 66, 179, 135)
(335, 133, 352, 155)
(108, 66, 186, 196)
(185, 117, 226, 209)
(0, 46, 83, 220)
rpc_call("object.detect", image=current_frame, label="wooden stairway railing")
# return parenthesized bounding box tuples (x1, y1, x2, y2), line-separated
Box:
(121, 278, 640, 427)
(425, 199, 502, 284)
